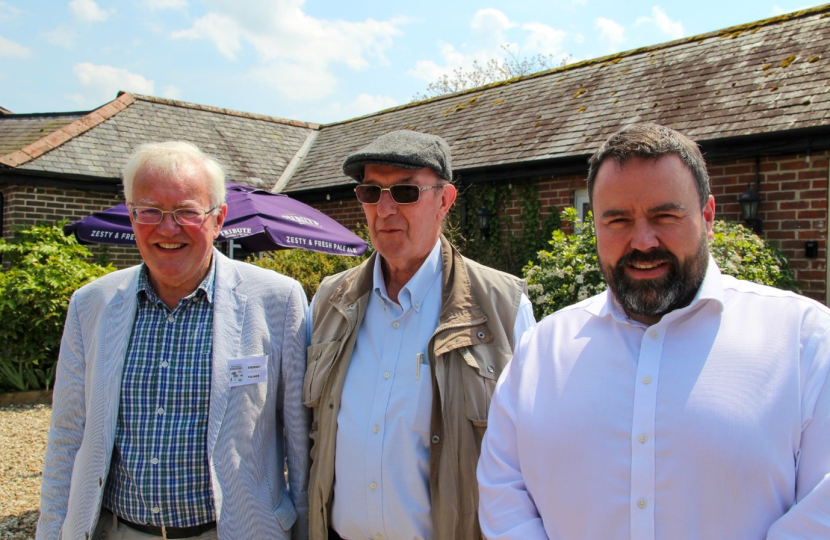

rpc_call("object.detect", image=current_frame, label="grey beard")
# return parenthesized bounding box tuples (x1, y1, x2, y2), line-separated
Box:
(601, 230, 709, 320)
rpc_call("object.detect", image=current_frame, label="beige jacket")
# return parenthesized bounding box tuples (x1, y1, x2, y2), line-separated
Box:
(304, 236, 527, 540)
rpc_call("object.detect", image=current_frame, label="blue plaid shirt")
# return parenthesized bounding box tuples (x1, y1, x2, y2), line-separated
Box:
(103, 260, 216, 527)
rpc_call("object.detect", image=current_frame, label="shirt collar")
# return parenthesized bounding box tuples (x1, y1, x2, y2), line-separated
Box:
(372, 238, 442, 312)
(137, 255, 217, 306)
(587, 255, 725, 325)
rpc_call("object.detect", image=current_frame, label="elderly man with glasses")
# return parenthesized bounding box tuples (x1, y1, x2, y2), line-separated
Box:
(38, 141, 310, 540)
(304, 130, 536, 540)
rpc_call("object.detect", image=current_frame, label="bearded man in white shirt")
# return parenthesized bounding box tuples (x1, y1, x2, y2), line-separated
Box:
(477, 123, 830, 540)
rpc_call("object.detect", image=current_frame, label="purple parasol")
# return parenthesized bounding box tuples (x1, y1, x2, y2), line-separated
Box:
(64, 183, 368, 256)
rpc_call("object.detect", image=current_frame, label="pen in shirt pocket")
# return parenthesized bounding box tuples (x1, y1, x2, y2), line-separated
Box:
(415, 352, 428, 380)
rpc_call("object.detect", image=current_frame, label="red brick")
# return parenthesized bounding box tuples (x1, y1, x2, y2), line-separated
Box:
(767, 210, 797, 220)
(779, 160, 811, 171)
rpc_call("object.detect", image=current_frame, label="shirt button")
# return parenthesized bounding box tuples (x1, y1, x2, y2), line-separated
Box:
(431, 435, 440, 444)
(372, 425, 379, 433)
(160, 361, 169, 368)
(370, 482, 377, 490)
(642, 376, 652, 385)
(156, 407, 164, 415)
(637, 498, 647, 509)
(151, 457, 159, 465)
(638, 433, 648, 444)
(167, 315, 174, 323)
(393, 322, 400, 329)
(650, 330, 658, 339)
(151, 506, 160, 514)
(414, 302, 420, 309)
(383, 372, 390, 379)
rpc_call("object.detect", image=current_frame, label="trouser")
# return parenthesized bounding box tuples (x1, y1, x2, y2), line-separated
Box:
(93, 509, 219, 540)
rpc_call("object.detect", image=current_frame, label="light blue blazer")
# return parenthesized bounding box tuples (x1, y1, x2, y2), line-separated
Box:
(37, 250, 310, 540)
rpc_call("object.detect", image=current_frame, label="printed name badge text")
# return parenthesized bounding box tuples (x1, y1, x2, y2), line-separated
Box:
(228, 355, 268, 387)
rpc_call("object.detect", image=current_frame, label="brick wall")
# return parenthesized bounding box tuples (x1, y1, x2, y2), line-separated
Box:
(708, 151, 828, 302)
(305, 152, 830, 303)
(5, 149, 826, 300)
(313, 197, 367, 232)
(1, 185, 142, 268)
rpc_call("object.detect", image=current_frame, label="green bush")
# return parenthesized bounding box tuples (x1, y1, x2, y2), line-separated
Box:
(249, 226, 372, 300)
(0, 223, 115, 391)
(524, 208, 798, 320)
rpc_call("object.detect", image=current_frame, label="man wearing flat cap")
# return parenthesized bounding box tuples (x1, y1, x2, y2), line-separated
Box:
(304, 130, 535, 540)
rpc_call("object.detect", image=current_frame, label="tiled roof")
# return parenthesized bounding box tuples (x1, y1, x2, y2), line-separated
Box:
(284, 5, 830, 194)
(0, 93, 319, 189)
(0, 112, 87, 157)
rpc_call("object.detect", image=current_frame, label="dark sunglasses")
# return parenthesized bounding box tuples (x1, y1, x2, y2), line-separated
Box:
(354, 184, 444, 204)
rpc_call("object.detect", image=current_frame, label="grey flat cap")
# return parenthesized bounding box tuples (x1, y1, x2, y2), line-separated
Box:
(342, 130, 453, 182)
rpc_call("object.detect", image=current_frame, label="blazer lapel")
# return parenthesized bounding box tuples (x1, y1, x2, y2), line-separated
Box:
(101, 268, 140, 442)
(207, 252, 246, 458)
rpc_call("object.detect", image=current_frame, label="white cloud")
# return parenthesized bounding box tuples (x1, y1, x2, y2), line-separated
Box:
(172, 12, 242, 60)
(0, 34, 31, 58)
(325, 93, 398, 120)
(144, 0, 187, 10)
(408, 9, 569, 85)
(171, 0, 402, 101)
(635, 6, 683, 40)
(469, 8, 517, 52)
(0, 1, 21, 20)
(349, 93, 398, 115)
(69, 0, 111, 22)
(251, 60, 338, 102)
(772, 4, 810, 15)
(522, 22, 567, 55)
(44, 25, 77, 48)
(73, 63, 155, 104)
(595, 17, 625, 53)
(162, 85, 181, 99)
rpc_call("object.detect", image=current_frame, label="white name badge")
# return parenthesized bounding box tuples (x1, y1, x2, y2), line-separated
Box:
(228, 355, 268, 387)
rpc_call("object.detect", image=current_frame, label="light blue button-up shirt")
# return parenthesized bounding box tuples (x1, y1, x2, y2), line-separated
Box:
(311, 240, 535, 540)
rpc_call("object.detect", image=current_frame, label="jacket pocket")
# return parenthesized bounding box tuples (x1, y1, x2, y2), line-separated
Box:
(460, 346, 506, 448)
(303, 341, 341, 408)
(272, 495, 298, 531)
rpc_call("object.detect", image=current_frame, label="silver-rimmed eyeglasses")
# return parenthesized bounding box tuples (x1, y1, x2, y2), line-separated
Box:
(129, 205, 219, 226)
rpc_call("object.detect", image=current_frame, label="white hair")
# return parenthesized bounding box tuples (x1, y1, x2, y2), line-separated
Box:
(122, 141, 227, 206)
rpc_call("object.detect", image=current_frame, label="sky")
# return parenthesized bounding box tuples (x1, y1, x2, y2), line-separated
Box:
(0, 0, 819, 124)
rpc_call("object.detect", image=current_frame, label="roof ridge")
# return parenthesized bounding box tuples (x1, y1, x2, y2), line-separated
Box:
(127, 92, 321, 129)
(0, 93, 136, 168)
(322, 3, 830, 128)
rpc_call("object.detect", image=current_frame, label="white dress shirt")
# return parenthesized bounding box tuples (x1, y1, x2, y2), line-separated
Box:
(478, 258, 830, 540)
(310, 239, 535, 540)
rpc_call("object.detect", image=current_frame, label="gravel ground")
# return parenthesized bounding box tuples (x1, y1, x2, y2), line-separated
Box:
(0, 404, 51, 540)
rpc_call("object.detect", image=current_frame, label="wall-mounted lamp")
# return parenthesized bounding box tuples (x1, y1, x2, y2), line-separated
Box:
(476, 206, 493, 241)
(738, 183, 762, 235)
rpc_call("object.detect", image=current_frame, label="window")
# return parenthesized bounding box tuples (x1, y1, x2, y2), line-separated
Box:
(574, 189, 590, 230)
